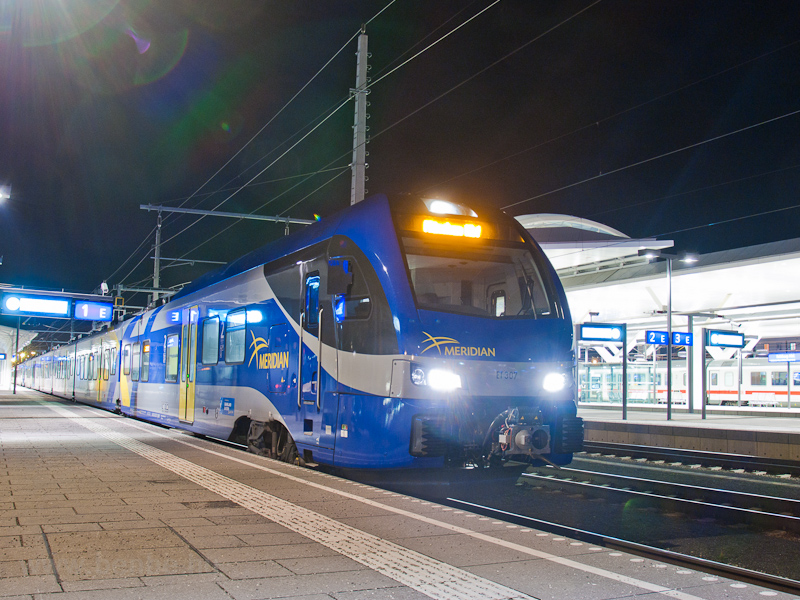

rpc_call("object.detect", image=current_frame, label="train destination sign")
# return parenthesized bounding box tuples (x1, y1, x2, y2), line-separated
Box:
(580, 323, 624, 342)
(706, 330, 745, 348)
(74, 301, 113, 322)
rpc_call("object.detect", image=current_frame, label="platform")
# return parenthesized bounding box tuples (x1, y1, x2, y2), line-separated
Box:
(1, 390, 795, 600)
(580, 406, 800, 461)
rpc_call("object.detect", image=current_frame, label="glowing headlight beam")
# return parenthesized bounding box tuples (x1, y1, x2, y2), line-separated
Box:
(427, 369, 462, 391)
(542, 372, 566, 393)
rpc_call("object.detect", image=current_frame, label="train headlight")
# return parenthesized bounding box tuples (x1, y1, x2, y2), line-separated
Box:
(542, 372, 566, 393)
(428, 369, 462, 391)
(410, 366, 462, 391)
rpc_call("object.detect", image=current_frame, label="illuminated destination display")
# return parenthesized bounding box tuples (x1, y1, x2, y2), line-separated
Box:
(706, 330, 745, 348)
(580, 323, 624, 342)
(74, 301, 113, 322)
(422, 219, 482, 238)
(1, 294, 71, 317)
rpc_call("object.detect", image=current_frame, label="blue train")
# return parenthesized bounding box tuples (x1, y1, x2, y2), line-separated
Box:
(20, 194, 583, 470)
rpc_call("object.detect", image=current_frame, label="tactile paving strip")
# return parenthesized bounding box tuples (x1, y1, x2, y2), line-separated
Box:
(48, 405, 532, 600)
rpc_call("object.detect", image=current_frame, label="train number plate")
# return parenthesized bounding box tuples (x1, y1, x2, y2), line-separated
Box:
(496, 370, 518, 380)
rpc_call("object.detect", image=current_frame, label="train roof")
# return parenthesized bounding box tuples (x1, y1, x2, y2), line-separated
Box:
(171, 193, 525, 302)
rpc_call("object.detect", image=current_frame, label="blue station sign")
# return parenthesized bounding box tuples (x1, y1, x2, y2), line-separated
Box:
(646, 330, 693, 346)
(74, 301, 113, 322)
(768, 352, 800, 363)
(580, 323, 624, 342)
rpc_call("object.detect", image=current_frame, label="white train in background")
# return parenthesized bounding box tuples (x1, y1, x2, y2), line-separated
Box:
(578, 358, 800, 407)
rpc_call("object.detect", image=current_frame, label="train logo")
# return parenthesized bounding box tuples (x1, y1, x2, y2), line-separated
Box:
(248, 332, 289, 370)
(420, 332, 496, 357)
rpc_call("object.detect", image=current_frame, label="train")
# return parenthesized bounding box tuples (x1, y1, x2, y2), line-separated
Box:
(18, 194, 583, 471)
(579, 358, 800, 407)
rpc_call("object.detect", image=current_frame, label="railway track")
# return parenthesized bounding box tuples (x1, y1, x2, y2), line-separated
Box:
(444, 496, 800, 596)
(582, 441, 800, 476)
(521, 465, 800, 533)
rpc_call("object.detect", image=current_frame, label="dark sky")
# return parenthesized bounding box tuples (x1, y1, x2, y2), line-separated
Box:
(2, 0, 800, 304)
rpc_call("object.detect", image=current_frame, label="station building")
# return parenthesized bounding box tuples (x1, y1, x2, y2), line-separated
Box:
(518, 214, 800, 413)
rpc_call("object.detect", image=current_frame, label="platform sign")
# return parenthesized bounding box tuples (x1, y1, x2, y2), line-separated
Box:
(579, 323, 624, 342)
(768, 352, 800, 363)
(646, 330, 693, 346)
(0, 353, 6, 360)
(1, 293, 71, 318)
(706, 330, 745, 348)
(645, 330, 669, 345)
(74, 301, 113, 322)
(673, 332, 693, 346)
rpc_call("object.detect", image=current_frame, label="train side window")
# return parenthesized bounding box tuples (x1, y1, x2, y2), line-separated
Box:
(202, 317, 220, 365)
(123, 344, 131, 375)
(710, 371, 718, 386)
(141, 340, 151, 382)
(750, 371, 766, 386)
(772, 371, 788, 386)
(165, 334, 180, 382)
(110, 348, 117, 376)
(304, 273, 320, 331)
(225, 309, 246, 364)
(131, 343, 141, 381)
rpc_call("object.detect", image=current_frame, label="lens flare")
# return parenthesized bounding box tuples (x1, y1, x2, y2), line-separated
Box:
(15, 0, 120, 47)
(125, 28, 150, 54)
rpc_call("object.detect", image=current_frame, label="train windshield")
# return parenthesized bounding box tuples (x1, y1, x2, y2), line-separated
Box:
(401, 235, 554, 318)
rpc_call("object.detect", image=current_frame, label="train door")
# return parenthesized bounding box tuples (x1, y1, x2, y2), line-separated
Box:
(179, 306, 198, 423)
(299, 269, 337, 451)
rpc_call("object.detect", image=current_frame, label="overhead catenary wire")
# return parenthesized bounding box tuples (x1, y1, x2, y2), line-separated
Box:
(501, 107, 800, 211)
(113, 0, 603, 294)
(418, 37, 800, 197)
(107, 1, 397, 289)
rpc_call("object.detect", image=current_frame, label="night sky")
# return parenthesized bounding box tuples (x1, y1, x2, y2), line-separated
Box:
(2, 0, 800, 307)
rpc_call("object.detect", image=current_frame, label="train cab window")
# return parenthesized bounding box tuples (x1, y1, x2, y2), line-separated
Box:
(225, 309, 246, 364)
(772, 371, 788, 386)
(401, 235, 553, 318)
(304, 273, 320, 331)
(165, 334, 180, 382)
(123, 344, 131, 376)
(750, 371, 766, 386)
(141, 341, 151, 382)
(131, 343, 140, 381)
(710, 371, 718, 386)
(202, 317, 220, 365)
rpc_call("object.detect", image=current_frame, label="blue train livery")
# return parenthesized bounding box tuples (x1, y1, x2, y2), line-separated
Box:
(20, 194, 583, 470)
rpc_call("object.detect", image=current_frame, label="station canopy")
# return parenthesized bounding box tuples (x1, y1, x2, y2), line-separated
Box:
(518, 214, 800, 344)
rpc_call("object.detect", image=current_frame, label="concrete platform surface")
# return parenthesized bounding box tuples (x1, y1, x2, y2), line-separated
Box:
(580, 407, 800, 461)
(0, 389, 796, 600)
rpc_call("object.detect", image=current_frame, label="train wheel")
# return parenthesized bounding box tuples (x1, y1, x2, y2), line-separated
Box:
(275, 425, 299, 464)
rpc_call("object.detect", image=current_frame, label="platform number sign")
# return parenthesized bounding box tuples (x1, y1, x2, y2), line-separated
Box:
(74, 301, 113, 322)
(646, 330, 693, 346)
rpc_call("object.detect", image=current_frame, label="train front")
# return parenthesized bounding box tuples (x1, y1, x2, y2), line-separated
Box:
(387, 197, 583, 469)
